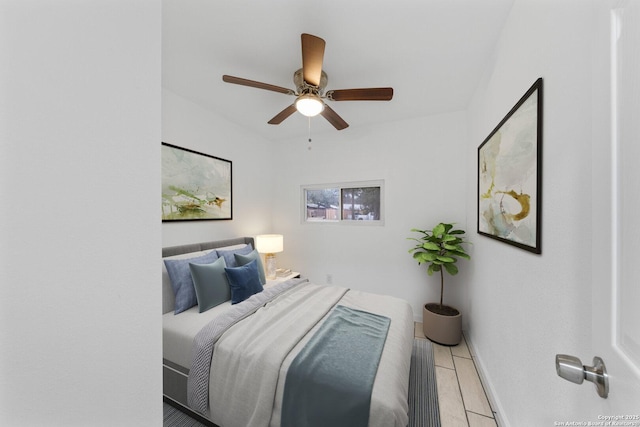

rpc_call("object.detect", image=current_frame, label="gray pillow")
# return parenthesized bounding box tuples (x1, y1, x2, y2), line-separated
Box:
(235, 250, 266, 285)
(164, 250, 218, 314)
(189, 257, 231, 313)
(216, 244, 253, 268)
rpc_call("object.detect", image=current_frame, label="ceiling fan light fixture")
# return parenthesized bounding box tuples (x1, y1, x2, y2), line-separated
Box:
(295, 94, 324, 117)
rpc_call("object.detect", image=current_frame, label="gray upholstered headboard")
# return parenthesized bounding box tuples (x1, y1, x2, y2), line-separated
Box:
(162, 237, 255, 314)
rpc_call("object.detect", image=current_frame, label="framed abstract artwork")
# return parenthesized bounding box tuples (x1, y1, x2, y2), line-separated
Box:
(478, 78, 542, 254)
(161, 142, 232, 221)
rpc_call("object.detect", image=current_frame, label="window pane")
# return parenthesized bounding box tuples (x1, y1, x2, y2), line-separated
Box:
(341, 187, 380, 221)
(306, 188, 339, 221)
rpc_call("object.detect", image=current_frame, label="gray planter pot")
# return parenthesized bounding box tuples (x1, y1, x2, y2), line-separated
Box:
(422, 303, 462, 346)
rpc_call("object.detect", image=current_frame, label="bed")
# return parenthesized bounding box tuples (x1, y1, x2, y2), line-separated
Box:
(162, 237, 414, 427)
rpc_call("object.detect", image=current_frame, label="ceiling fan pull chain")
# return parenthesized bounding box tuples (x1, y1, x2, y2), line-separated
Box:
(307, 116, 312, 150)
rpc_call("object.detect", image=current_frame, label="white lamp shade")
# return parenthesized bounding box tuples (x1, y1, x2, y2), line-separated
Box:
(256, 234, 283, 254)
(295, 94, 324, 117)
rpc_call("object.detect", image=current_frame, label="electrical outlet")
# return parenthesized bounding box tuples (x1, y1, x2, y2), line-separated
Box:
(326, 274, 333, 284)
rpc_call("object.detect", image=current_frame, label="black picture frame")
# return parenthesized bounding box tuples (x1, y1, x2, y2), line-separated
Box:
(161, 142, 232, 222)
(477, 78, 542, 254)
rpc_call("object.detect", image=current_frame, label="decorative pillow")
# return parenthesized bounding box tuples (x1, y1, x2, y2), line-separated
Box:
(235, 250, 266, 285)
(162, 251, 208, 314)
(216, 244, 253, 268)
(225, 259, 264, 304)
(189, 257, 231, 313)
(164, 250, 218, 314)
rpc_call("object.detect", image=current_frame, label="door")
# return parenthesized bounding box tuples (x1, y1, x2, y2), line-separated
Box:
(591, 0, 640, 413)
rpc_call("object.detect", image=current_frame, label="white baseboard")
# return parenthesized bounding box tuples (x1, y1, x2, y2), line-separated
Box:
(463, 332, 510, 427)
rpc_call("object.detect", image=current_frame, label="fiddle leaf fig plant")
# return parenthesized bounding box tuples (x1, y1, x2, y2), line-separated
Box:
(408, 222, 471, 309)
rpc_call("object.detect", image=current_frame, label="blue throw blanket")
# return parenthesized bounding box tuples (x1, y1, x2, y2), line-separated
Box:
(281, 305, 391, 427)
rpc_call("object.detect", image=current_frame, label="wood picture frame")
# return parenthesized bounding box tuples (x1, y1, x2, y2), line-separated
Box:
(161, 142, 232, 221)
(477, 78, 543, 253)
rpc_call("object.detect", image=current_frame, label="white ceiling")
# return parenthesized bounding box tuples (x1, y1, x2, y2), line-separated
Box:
(162, 0, 515, 141)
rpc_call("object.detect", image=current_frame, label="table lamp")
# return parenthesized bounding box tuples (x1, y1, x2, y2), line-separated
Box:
(255, 234, 283, 280)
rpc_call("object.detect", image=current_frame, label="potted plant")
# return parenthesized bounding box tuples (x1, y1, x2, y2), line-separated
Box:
(408, 222, 470, 345)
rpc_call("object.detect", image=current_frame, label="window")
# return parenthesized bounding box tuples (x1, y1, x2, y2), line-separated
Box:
(302, 180, 384, 225)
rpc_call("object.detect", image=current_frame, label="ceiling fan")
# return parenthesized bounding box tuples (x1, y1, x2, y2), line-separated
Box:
(222, 33, 394, 131)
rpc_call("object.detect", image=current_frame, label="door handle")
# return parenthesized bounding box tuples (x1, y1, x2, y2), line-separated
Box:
(555, 354, 609, 398)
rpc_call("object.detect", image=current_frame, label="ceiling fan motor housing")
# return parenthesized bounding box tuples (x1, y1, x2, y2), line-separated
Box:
(294, 68, 328, 96)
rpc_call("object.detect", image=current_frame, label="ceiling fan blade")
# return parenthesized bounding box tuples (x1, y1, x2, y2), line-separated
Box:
(301, 34, 325, 87)
(268, 104, 297, 125)
(222, 75, 294, 95)
(320, 104, 349, 130)
(327, 87, 394, 101)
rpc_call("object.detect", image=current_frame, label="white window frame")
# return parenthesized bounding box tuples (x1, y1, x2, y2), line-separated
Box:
(301, 180, 385, 226)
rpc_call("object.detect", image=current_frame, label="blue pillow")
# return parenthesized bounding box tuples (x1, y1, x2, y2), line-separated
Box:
(216, 244, 253, 268)
(189, 257, 231, 313)
(164, 250, 218, 314)
(235, 250, 266, 285)
(225, 259, 264, 304)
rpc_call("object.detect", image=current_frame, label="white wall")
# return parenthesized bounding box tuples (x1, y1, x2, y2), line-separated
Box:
(271, 113, 468, 320)
(464, 0, 596, 425)
(0, 1, 603, 425)
(162, 89, 274, 247)
(0, 1, 162, 426)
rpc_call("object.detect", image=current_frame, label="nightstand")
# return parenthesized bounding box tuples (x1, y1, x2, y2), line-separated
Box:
(265, 271, 300, 288)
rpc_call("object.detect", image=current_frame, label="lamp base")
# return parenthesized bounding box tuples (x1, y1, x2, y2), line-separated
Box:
(264, 253, 277, 280)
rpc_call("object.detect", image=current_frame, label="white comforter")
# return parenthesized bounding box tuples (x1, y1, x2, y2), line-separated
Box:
(206, 281, 414, 427)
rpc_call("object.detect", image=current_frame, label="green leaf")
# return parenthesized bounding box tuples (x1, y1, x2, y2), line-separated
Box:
(428, 264, 441, 275)
(442, 234, 457, 242)
(410, 228, 429, 236)
(413, 253, 428, 264)
(432, 223, 445, 237)
(422, 242, 440, 251)
(449, 229, 465, 235)
(447, 249, 470, 259)
(436, 256, 455, 263)
(443, 243, 459, 250)
(422, 252, 438, 261)
(422, 253, 437, 262)
(444, 263, 459, 275)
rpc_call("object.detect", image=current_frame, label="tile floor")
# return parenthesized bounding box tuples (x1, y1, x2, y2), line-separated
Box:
(414, 323, 498, 427)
